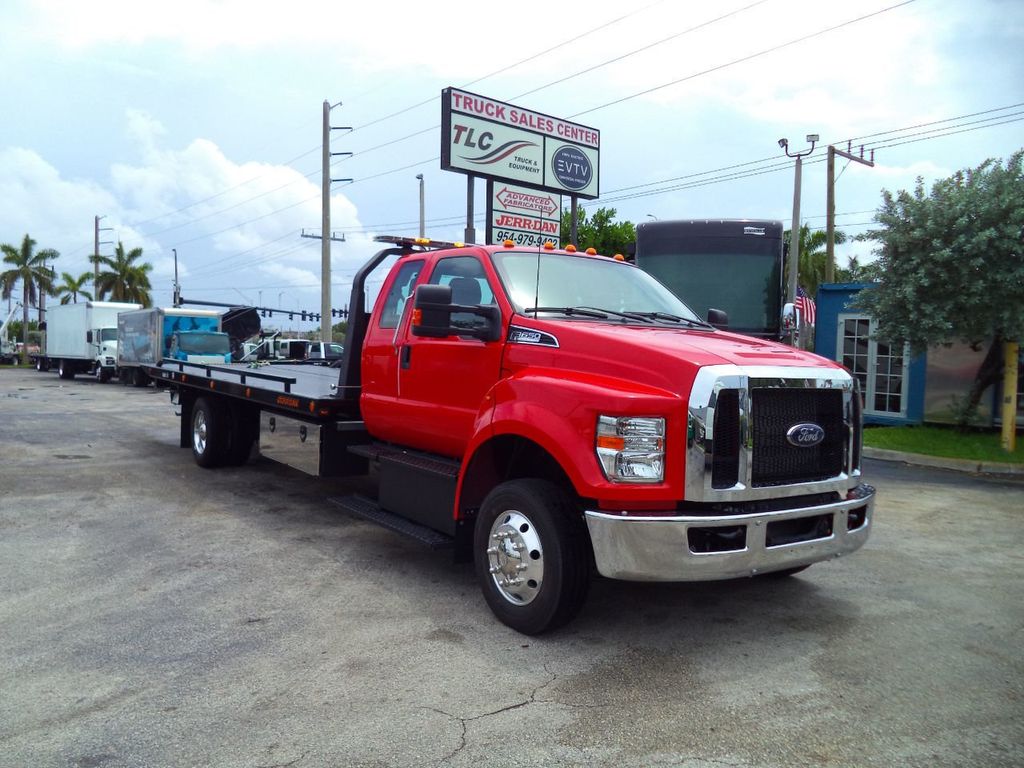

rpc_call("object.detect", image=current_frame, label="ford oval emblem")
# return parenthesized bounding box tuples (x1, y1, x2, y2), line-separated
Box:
(786, 422, 825, 448)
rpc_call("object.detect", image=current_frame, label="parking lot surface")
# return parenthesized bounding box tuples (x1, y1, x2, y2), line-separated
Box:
(1, 368, 1022, 768)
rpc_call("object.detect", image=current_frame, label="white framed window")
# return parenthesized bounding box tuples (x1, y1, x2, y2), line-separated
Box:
(837, 314, 910, 417)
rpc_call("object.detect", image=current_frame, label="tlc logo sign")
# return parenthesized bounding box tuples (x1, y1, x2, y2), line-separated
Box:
(453, 124, 493, 150)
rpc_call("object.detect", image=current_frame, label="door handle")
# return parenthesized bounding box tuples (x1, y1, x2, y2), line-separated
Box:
(400, 345, 412, 369)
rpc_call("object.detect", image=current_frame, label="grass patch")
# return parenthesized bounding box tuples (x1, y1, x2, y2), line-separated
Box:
(864, 424, 1024, 464)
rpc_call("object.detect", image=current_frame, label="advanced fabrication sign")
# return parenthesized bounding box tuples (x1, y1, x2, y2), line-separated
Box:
(441, 87, 600, 200)
(487, 182, 561, 247)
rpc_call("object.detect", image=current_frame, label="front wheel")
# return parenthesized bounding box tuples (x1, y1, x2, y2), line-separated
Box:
(474, 479, 591, 635)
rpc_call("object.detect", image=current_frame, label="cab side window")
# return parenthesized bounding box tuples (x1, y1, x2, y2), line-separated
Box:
(428, 256, 496, 332)
(379, 259, 423, 329)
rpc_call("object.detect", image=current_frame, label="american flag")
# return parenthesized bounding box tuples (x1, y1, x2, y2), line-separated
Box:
(795, 286, 816, 326)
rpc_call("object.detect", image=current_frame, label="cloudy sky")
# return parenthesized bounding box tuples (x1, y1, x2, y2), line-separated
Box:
(2, 0, 1021, 329)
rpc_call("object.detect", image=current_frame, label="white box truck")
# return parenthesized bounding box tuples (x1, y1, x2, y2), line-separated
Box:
(39, 301, 142, 381)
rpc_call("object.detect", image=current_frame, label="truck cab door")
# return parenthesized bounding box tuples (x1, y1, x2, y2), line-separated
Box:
(360, 257, 426, 434)
(396, 254, 505, 458)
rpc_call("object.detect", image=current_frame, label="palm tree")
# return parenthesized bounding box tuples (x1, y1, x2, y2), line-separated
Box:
(1, 234, 59, 360)
(783, 224, 848, 298)
(97, 242, 152, 306)
(55, 271, 94, 304)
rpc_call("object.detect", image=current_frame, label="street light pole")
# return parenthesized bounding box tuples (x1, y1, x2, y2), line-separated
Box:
(416, 174, 425, 238)
(778, 134, 818, 345)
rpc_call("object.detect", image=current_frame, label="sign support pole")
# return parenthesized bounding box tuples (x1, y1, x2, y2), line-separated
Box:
(570, 197, 578, 245)
(465, 176, 476, 244)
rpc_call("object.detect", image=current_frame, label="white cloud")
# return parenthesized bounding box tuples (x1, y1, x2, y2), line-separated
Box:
(1, 107, 365, 313)
(0, 147, 120, 266)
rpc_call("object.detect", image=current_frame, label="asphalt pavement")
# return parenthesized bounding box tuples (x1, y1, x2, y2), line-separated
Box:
(1, 368, 1022, 768)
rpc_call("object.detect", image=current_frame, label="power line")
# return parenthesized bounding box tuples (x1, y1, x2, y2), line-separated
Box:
(139, 1, 768, 247)
(131, 2, 671, 240)
(569, 0, 919, 118)
(328, 110, 1022, 235)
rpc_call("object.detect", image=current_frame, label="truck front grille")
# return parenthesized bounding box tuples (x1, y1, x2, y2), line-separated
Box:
(750, 388, 845, 487)
(711, 389, 740, 489)
(687, 365, 860, 503)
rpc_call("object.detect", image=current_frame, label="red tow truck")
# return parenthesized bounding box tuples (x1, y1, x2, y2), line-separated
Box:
(152, 236, 875, 634)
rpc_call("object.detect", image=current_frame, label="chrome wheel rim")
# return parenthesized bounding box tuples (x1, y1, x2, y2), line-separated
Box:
(193, 411, 208, 455)
(486, 510, 543, 605)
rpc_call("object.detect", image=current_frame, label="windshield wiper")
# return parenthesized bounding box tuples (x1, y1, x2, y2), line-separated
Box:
(523, 306, 610, 319)
(625, 311, 714, 329)
(575, 306, 656, 323)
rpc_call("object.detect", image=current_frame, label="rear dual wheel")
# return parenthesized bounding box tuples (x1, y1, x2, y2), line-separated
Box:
(192, 397, 229, 468)
(191, 397, 258, 469)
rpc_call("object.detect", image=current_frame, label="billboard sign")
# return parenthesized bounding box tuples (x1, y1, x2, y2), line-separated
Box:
(486, 181, 562, 247)
(442, 87, 600, 200)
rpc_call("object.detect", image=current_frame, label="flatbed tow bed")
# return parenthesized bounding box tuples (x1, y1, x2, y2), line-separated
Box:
(147, 358, 369, 479)
(149, 359, 357, 416)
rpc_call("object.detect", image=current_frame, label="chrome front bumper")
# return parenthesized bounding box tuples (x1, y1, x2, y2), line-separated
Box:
(584, 485, 875, 581)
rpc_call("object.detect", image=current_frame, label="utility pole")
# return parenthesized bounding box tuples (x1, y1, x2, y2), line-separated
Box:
(321, 100, 352, 342)
(172, 248, 181, 307)
(94, 215, 102, 296)
(825, 142, 875, 283)
(93, 215, 113, 297)
(778, 134, 818, 346)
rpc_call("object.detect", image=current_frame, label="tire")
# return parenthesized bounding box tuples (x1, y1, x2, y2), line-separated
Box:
(35, 357, 44, 372)
(97, 367, 112, 384)
(58, 360, 74, 380)
(474, 479, 591, 635)
(132, 368, 149, 388)
(225, 403, 259, 466)
(191, 396, 229, 468)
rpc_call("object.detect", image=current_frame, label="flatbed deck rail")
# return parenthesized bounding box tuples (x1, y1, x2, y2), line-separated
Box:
(151, 357, 359, 422)
(158, 358, 299, 391)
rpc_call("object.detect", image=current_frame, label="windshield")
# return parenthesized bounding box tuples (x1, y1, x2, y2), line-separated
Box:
(178, 332, 229, 354)
(99, 328, 117, 342)
(492, 251, 702, 322)
(636, 233, 782, 331)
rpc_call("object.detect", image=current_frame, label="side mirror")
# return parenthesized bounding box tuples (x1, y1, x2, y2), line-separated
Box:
(86, 331, 93, 343)
(707, 308, 728, 329)
(411, 284, 453, 338)
(411, 284, 502, 342)
(781, 302, 797, 331)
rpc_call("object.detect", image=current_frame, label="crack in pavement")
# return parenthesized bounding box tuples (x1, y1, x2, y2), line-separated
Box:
(427, 665, 559, 767)
(255, 751, 307, 768)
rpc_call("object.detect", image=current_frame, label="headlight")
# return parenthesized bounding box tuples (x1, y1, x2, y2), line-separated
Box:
(596, 415, 665, 483)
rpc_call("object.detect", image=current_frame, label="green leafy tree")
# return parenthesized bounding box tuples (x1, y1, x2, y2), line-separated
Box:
(783, 224, 848, 297)
(97, 242, 153, 306)
(1, 234, 59, 360)
(560, 206, 636, 257)
(856, 150, 1024, 426)
(55, 271, 94, 304)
